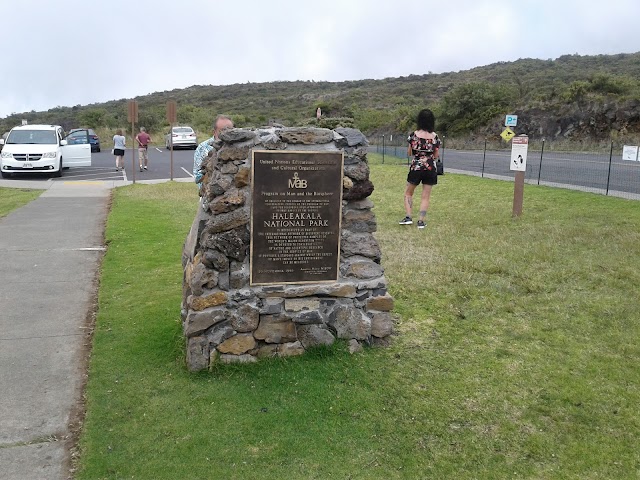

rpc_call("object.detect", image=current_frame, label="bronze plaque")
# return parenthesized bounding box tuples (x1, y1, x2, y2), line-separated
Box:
(250, 150, 344, 285)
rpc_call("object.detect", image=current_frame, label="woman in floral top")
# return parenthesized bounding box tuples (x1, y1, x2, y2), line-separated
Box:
(399, 108, 441, 229)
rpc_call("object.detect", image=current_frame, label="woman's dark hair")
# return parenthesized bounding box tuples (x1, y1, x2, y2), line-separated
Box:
(416, 109, 435, 133)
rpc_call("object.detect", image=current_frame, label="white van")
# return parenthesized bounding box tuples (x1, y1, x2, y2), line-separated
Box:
(0, 124, 92, 178)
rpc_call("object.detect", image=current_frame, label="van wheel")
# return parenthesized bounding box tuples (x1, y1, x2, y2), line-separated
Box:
(53, 158, 63, 178)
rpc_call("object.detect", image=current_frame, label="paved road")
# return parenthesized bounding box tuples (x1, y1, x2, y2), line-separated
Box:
(442, 149, 640, 194)
(3, 146, 197, 183)
(375, 146, 640, 196)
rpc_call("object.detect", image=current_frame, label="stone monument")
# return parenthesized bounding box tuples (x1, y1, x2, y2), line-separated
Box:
(182, 126, 394, 371)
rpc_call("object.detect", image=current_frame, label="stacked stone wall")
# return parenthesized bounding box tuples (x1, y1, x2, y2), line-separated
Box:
(182, 126, 394, 371)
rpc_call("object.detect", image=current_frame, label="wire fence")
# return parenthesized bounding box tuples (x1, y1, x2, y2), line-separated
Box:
(369, 136, 640, 200)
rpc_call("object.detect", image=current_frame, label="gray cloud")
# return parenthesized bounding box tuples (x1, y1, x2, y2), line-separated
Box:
(1, 0, 639, 117)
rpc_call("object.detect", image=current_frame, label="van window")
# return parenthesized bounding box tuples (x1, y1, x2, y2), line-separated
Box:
(7, 130, 57, 145)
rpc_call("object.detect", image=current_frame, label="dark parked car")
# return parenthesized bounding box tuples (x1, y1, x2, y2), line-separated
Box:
(69, 128, 100, 152)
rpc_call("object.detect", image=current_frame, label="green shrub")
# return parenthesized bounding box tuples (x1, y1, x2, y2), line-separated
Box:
(315, 117, 355, 129)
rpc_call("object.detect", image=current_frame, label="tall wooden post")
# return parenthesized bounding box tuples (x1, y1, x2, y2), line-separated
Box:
(167, 100, 177, 181)
(512, 171, 525, 217)
(127, 100, 138, 184)
(510, 135, 528, 218)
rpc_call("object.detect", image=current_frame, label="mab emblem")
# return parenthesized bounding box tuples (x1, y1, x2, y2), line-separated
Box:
(288, 172, 307, 189)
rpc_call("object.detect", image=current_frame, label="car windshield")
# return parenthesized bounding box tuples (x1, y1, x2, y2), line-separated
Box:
(7, 130, 57, 144)
(173, 127, 193, 133)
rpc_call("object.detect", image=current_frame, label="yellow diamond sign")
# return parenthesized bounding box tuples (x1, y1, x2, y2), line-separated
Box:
(501, 127, 515, 141)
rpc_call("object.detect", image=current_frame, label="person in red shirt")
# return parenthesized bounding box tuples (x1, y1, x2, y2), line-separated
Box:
(135, 127, 152, 172)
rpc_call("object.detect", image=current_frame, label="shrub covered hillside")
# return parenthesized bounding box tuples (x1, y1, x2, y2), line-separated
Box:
(2, 52, 640, 142)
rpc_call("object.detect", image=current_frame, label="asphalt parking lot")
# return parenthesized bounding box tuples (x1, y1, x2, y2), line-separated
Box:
(3, 147, 197, 183)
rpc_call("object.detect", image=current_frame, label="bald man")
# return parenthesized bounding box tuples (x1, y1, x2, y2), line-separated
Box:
(193, 115, 234, 187)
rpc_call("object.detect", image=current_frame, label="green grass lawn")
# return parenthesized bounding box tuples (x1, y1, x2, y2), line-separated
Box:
(77, 169, 640, 479)
(0, 187, 42, 218)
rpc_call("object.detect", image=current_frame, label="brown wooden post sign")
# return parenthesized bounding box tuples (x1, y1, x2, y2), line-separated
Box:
(166, 100, 177, 181)
(510, 135, 528, 217)
(250, 150, 344, 285)
(127, 100, 138, 183)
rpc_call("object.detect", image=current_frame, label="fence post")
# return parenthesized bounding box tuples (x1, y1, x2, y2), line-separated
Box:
(537, 139, 545, 185)
(606, 141, 614, 195)
(481, 138, 487, 178)
(382, 134, 385, 164)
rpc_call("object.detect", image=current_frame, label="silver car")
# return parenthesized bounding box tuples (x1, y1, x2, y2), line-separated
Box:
(165, 126, 197, 150)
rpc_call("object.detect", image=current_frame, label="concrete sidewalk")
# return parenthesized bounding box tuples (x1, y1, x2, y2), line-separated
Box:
(0, 181, 111, 480)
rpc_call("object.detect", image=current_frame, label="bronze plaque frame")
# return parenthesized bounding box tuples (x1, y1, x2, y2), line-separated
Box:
(250, 150, 344, 285)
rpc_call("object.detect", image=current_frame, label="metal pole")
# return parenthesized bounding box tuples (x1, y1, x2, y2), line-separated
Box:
(382, 134, 385, 164)
(481, 138, 487, 178)
(537, 139, 545, 185)
(606, 141, 614, 195)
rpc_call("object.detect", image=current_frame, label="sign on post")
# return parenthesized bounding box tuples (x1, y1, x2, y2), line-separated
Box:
(505, 115, 518, 127)
(510, 136, 528, 171)
(166, 100, 177, 124)
(501, 127, 515, 142)
(622, 145, 639, 161)
(127, 100, 138, 123)
(511, 135, 528, 217)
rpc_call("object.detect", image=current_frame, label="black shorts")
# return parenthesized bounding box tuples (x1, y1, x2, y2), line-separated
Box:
(407, 168, 437, 186)
(113, 149, 125, 156)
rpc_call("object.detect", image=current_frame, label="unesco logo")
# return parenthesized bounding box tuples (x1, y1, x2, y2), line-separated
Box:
(288, 172, 307, 189)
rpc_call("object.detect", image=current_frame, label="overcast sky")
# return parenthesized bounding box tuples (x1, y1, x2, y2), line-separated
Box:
(1, 0, 639, 118)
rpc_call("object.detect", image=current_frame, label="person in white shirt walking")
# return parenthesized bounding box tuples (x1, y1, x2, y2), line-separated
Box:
(113, 129, 126, 171)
